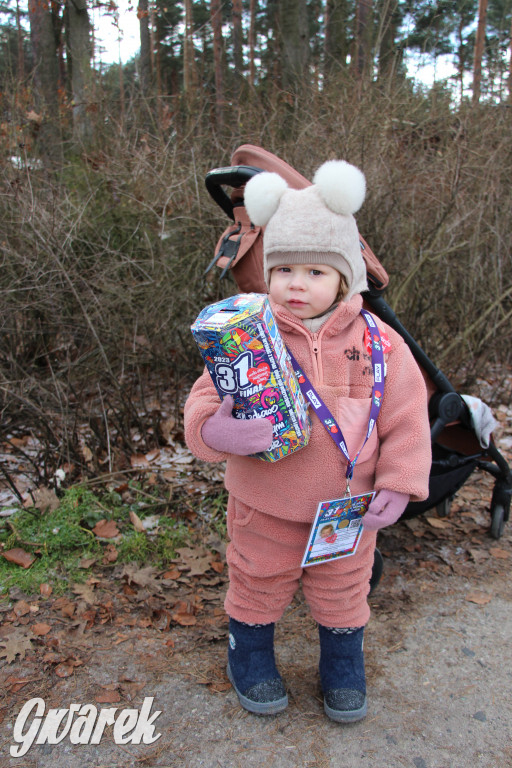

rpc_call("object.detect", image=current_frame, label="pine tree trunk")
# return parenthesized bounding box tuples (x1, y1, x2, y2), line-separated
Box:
(377, 0, 400, 83)
(354, 0, 373, 79)
(508, 13, 512, 104)
(278, 0, 309, 92)
(249, 0, 256, 87)
(138, 0, 153, 96)
(183, 0, 197, 94)
(210, 0, 225, 125)
(232, 0, 243, 95)
(324, 0, 349, 75)
(67, 0, 93, 144)
(16, 0, 24, 79)
(472, 0, 488, 103)
(27, 0, 62, 163)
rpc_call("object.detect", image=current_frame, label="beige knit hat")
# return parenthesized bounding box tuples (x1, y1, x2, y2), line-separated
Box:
(244, 160, 368, 301)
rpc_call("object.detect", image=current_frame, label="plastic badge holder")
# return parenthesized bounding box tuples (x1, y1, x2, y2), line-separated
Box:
(191, 293, 311, 461)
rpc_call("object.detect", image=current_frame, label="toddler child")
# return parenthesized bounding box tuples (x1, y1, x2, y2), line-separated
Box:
(184, 160, 431, 722)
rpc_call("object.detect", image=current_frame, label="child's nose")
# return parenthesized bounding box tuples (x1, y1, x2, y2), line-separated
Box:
(289, 272, 305, 289)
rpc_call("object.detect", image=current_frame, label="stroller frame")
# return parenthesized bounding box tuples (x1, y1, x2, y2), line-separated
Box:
(203, 146, 512, 540)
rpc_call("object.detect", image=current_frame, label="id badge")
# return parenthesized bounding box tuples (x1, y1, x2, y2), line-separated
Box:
(301, 491, 375, 568)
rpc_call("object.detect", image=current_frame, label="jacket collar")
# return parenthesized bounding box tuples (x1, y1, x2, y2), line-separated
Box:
(269, 294, 364, 337)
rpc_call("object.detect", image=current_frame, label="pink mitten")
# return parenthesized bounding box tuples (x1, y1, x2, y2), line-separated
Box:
(201, 395, 273, 456)
(363, 490, 409, 531)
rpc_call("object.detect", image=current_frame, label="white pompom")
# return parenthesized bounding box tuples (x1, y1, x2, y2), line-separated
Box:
(244, 171, 288, 226)
(313, 160, 366, 215)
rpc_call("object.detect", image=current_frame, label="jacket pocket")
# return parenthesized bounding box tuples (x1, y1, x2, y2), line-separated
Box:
(227, 498, 256, 539)
(335, 396, 379, 465)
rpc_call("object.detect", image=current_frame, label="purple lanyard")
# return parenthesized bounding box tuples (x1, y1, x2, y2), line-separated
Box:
(288, 309, 385, 493)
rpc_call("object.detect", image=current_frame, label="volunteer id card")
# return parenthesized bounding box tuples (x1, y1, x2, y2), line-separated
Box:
(301, 492, 375, 567)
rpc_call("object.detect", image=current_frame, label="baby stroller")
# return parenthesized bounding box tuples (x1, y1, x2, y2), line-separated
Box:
(202, 145, 512, 565)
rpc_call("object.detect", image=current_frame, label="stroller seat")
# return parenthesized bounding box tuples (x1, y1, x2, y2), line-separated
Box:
(203, 144, 511, 541)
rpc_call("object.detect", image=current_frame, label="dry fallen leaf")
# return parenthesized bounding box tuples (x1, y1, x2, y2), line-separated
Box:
(25, 487, 60, 513)
(466, 591, 492, 605)
(54, 656, 84, 677)
(82, 444, 94, 463)
(121, 564, 162, 593)
(54, 663, 74, 678)
(72, 583, 96, 605)
(426, 517, 452, 529)
(2, 548, 35, 569)
(13, 599, 32, 617)
(31, 623, 52, 636)
(162, 568, 181, 580)
(95, 688, 121, 704)
(102, 544, 118, 563)
(129, 509, 146, 532)
(130, 453, 150, 468)
(4, 676, 34, 693)
(40, 583, 53, 597)
(174, 546, 215, 577)
(92, 519, 120, 538)
(53, 597, 76, 617)
(172, 612, 197, 627)
(489, 547, 509, 559)
(145, 448, 160, 463)
(0, 631, 34, 663)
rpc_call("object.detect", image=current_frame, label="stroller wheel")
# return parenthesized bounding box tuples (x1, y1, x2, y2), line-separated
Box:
(369, 548, 383, 596)
(491, 504, 505, 540)
(436, 497, 452, 518)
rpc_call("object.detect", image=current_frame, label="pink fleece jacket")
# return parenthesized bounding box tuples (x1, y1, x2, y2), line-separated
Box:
(185, 294, 431, 524)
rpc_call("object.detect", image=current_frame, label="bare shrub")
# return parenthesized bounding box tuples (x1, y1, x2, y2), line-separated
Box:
(1, 80, 510, 482)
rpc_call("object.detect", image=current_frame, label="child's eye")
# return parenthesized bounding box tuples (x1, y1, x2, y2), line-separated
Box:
(311, 269, 323, 276)
(276, 266, 291, 273)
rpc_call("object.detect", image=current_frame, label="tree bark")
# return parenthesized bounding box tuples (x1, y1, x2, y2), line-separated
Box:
(67, 0, 93, 144)
(353, 0, 373, 79)
(472, 0, 488, 103)
(183, 0, 197, 94)
(278, 0, 309, 91)
(210, 0, 225, 125)
(16, 0, 24, 80)
(138, 0, 153, 96)
(324, 0, 349, 75)
(509, 13, 512, 105)
(232, 0, 243, 95)
(27, 0, 62, 163)
(248, 0, 257, 87)
(377, 0, 400, 82)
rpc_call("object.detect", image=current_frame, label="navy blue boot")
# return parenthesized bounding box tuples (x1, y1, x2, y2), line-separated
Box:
(227, 618, 288, 715)
(318, 625, 367, 722)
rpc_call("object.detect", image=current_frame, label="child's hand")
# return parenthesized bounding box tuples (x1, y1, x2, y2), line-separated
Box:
(201, 395, 274, 456)
(363, 490, 409, 531)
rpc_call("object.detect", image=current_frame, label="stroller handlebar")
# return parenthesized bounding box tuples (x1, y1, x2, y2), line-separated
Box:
(205, 165, 264, 221)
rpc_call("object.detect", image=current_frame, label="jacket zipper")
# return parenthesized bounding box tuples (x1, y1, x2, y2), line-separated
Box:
(310, 332, 321, 383)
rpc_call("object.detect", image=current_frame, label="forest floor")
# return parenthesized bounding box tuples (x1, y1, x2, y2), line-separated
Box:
(1, 391, 511, 768)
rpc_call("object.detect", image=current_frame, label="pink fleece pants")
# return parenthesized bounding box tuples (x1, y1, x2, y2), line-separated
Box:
(224, 495, 377, 628)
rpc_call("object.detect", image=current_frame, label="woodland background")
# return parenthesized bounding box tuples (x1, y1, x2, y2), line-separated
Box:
(1, 0, 512, 491)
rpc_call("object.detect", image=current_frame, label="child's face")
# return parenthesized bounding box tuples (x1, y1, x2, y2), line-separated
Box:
(269, 263, 341, 320)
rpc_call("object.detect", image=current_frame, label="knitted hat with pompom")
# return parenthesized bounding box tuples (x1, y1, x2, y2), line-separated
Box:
(243, 160, 368, 301)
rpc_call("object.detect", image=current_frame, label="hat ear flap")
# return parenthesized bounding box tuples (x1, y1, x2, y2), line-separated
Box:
(244, 172, 288, 227)
(313, 160, 366, 215)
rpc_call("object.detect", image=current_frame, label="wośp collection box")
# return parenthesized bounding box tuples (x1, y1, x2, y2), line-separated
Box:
(191, 293, 311, 462)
